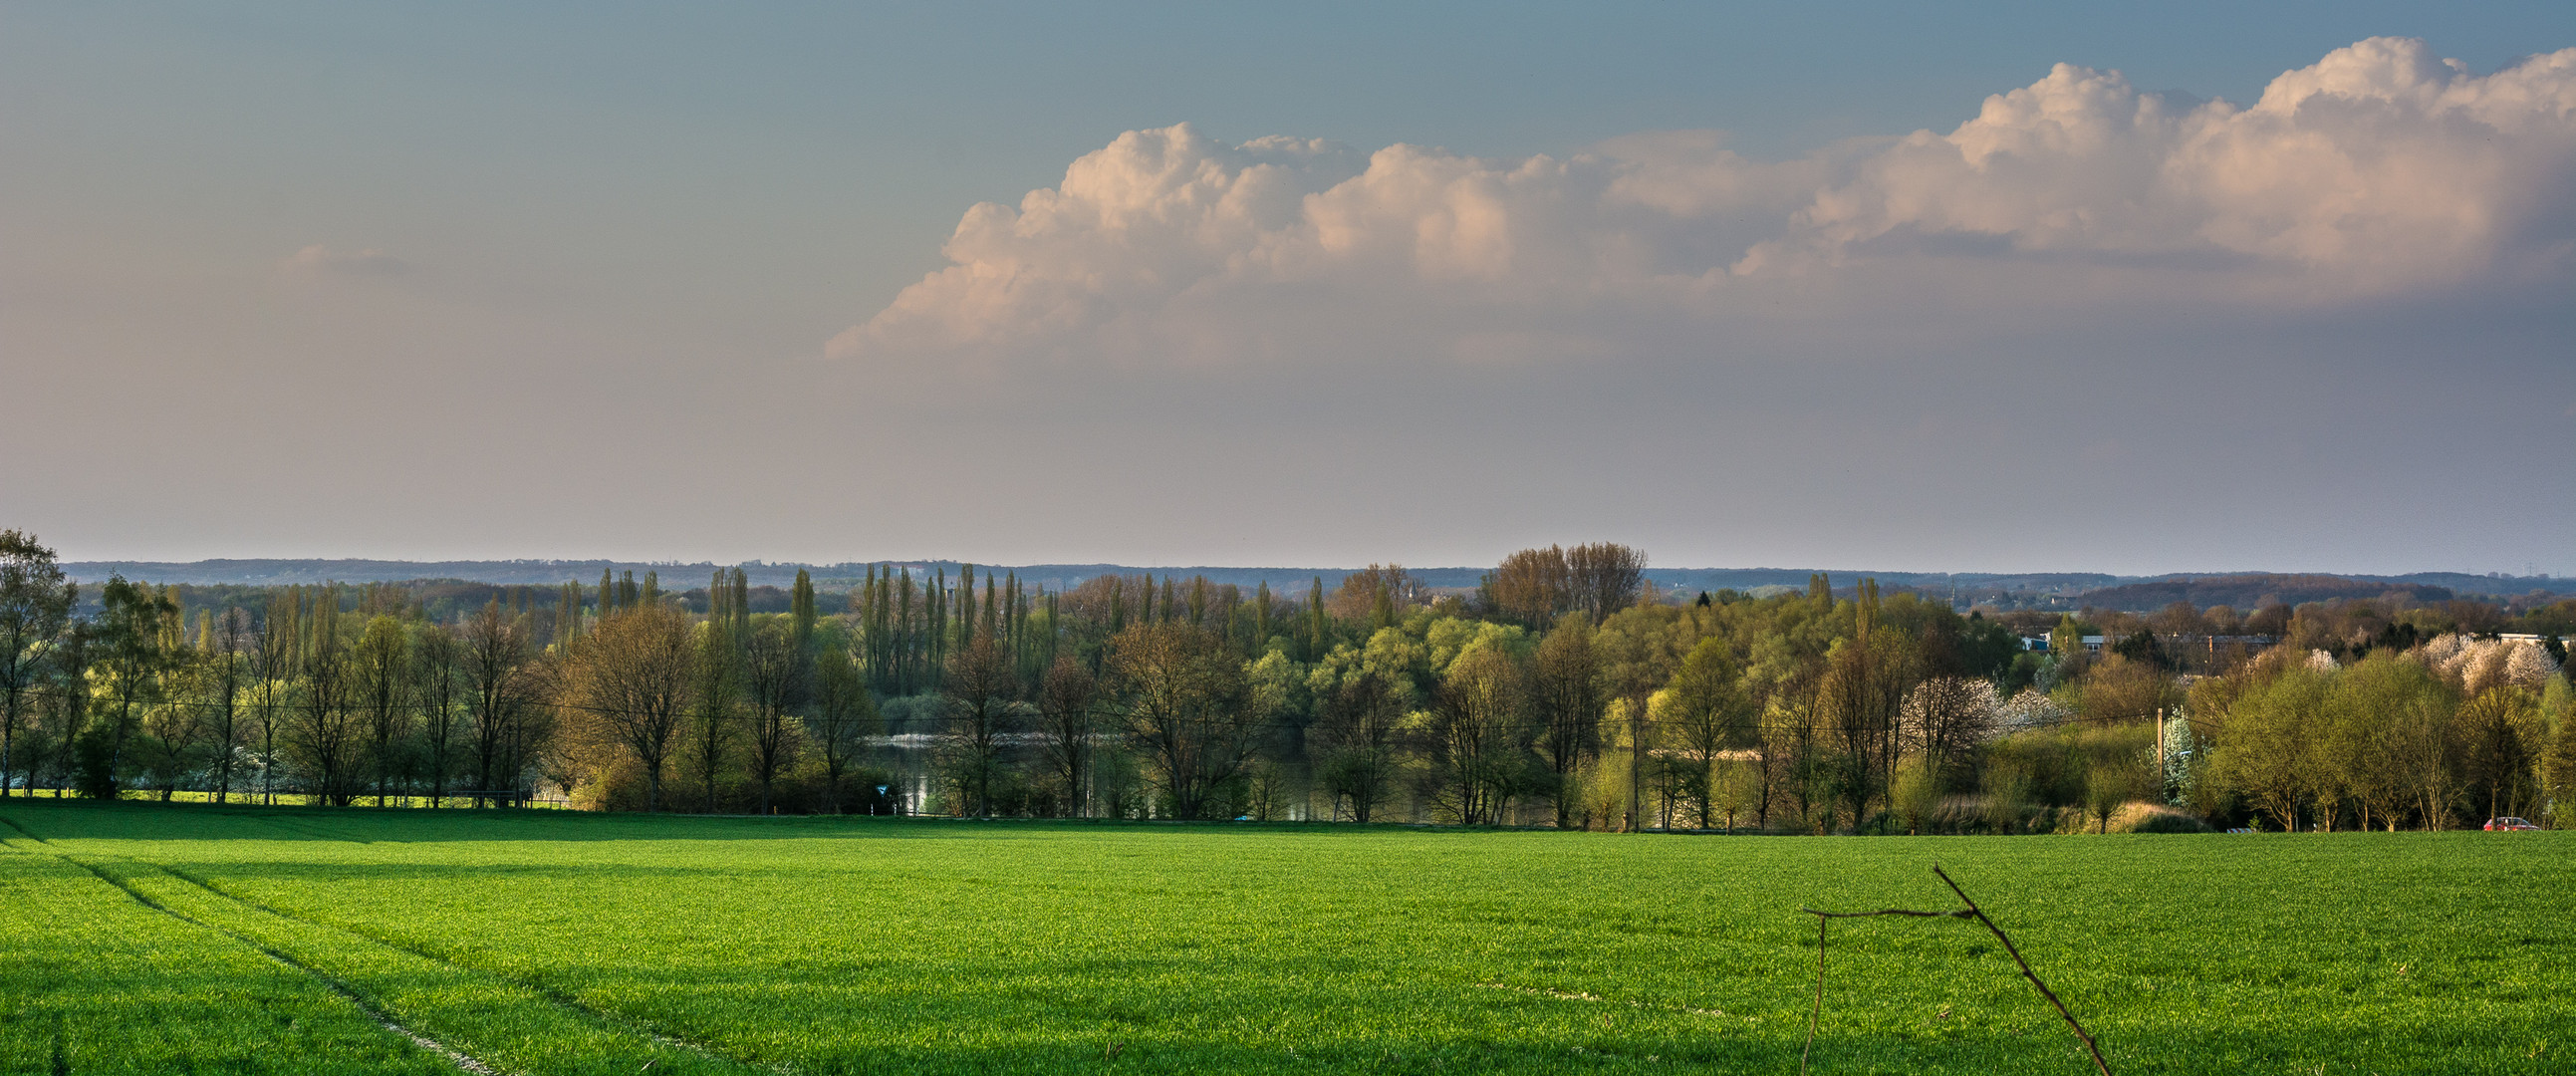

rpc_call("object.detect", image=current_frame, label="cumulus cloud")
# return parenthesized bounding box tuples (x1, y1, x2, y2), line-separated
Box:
(283, 244, 411, 277)
(1748, 38, 2576, 287)
(835, 38, 2575, 370)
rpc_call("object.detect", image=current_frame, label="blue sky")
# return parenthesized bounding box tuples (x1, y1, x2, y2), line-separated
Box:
(4, 3, 2571, 574)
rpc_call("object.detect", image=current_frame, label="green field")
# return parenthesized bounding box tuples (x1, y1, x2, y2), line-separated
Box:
(1, 801, 2565, 1075)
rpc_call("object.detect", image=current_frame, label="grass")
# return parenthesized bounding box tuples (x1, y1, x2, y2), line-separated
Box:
(1, 800, 2566, 1075)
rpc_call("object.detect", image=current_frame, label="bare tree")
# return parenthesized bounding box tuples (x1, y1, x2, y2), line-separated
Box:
(203, 608, 251, 802)
(1328, 565, 1427, 625)
(1486, 546, 1572, 627)
(1314, 671, 1404, 823)
(1820, 582, 1907, 831)
(1034, 656, 1100, 817)
(573, 603, 693, 812)
(939, 637, 1019, 817)
(289, 635, 363, 806)
(740, 620, 807, 815)
(143, 646, 205, 802)
(462, 598, 536, 805)
(688, 610, 739, 812)
(1901, 676, 1998, 795)
(805, 646, 877, 813)
(1110, 623, 1257, 820)
(250, 596, 297, 803)
(354, 615, 412, 806)
(412, 622, 463, 807)
(1531, 615, 1602, 828)
(1565, 543, 1646, 625)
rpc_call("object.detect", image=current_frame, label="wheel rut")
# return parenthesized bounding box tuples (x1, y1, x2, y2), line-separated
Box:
(2, 811, 791, 1075)
(153, 863, 794, 1075)
(0, 814, 502, 1075)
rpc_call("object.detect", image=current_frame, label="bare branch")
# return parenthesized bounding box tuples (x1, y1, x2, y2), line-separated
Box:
(1933, 865, 2113, 1076)
(1799, 867, 2113, 1076)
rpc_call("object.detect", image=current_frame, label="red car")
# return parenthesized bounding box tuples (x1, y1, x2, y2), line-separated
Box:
(2483, 817, 2540, 831)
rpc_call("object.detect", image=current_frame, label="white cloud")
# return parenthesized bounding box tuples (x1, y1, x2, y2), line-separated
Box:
(283, 244, 411, 277)
(836, 38, 2575, 372)
(1752, 38, 2576, 289)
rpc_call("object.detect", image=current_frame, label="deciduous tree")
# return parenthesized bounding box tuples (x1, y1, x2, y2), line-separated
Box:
(740, 620, 806, 815)
(1035, 656, 1100, 817)
(939, 636, 1019, 817)
(1111, 623, 1256, 820)
(0, 530, 75, 798)
(574, 603, 693, 812)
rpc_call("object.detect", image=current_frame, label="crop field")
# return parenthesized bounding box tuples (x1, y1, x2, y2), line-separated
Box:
(0, 802, 2565, 1076)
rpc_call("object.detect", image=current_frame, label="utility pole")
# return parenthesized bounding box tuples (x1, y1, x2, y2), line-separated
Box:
(2155, 707, 2167, 799)
(1628, 698, 1645, 833)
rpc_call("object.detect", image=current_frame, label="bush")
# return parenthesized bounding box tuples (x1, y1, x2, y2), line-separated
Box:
(2108, 801, 2212, 833)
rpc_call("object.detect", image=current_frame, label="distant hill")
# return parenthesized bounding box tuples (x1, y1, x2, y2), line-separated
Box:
(2073, 574, 2455, 611)
(57, 558, 2120, 595)
(2381, 572, 2576, 598)
(61, 559, 1390, 592)
(60, 560, 2571, 607)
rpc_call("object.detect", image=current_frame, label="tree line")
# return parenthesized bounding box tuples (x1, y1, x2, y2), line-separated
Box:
(4, 530, 2571, 830)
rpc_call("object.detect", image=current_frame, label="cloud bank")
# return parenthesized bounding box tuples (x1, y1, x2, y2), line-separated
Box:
(835, 38, 2575, 371)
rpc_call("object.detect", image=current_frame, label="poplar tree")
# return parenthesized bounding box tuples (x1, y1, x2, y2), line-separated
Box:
(791, 569, 817, 651)
(898, 569, 916, 693)
(878, 566, 896, 686)
(937, 566, 957, 694)
(1003, 572, 1022, 674)
(981, 572, 998, 653)
(1306, 578, 1328, 661)
(556, 581, 583, 649)
(1044, 591, 1061, 671)
(857, 565, 879, 684)
(728, 568, 750, 637)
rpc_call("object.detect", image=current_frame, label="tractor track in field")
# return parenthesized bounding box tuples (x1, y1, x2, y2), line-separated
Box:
(0, 814, 503, 1076)
(196, 810, 790, 1070)
(148, 861, 798, 1076)
(5, 805, 792, 1076)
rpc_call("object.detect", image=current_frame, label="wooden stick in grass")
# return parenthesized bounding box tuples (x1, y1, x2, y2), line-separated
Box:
(1797, 867, 2111, 1076)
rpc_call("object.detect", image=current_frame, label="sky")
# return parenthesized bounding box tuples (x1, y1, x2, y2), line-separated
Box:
(4, 2, 2572, 576)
